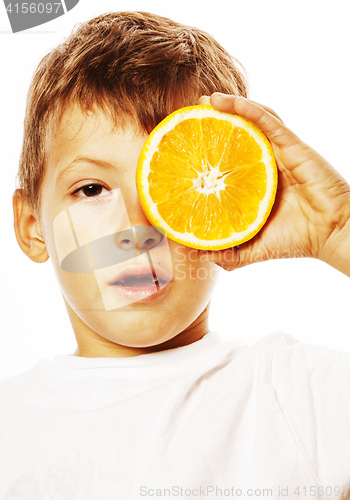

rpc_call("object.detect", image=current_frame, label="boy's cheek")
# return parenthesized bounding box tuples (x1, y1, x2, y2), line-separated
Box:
(57, 271, 105, 312)
(172, 252, 220, 282)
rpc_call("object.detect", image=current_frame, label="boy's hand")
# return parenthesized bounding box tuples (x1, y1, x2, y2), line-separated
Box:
(197, 93, 350, 275)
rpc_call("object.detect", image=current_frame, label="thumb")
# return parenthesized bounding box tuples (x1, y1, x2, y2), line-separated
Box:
(197, 246, 241, 271)
(197, 241, 269, 271)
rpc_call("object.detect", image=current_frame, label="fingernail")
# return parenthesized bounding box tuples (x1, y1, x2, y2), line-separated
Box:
(213, 92, 235, 100)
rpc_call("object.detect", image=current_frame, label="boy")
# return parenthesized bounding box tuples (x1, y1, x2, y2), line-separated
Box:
(2, 10, 350, 499)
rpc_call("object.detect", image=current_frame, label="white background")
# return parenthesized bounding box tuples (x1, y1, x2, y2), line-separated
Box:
(1, 0, 349, 379)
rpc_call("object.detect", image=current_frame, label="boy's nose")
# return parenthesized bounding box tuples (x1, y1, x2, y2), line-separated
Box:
(115, 226, 164, 252)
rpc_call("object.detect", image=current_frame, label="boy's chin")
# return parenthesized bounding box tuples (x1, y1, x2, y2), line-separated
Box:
(72, 306, 178, 349)
(100, 321, 177, 350)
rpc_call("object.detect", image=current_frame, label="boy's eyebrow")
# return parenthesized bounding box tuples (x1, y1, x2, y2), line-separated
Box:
(57, 157, 116, 182)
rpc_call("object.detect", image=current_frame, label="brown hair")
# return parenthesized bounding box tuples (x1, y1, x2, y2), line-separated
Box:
(17, 11, 249, 212)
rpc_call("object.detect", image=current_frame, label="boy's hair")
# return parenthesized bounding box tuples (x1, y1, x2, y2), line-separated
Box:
(17, 11, 249, 212)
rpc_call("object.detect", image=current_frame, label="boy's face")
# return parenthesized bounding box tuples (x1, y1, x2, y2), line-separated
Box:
(38, 104, 220, 355)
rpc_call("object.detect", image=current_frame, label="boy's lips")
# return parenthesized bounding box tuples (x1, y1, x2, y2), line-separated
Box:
(109, 264, 171, 285)
(108, 264, 172, 303)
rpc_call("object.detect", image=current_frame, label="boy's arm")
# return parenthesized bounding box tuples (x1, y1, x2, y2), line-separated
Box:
(197, 93, 350, 278)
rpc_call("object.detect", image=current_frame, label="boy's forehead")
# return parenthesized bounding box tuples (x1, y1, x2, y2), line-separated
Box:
(47, 104, 147, 174)
(53, 104, 139, 146)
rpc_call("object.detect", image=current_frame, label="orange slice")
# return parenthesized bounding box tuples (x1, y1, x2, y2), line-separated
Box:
(136, 105, 278, 250)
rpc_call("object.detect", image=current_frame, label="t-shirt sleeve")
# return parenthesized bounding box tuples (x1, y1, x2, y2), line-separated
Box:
(271, 333, 350, 490)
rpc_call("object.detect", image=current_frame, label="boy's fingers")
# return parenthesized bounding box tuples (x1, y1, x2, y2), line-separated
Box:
(210, 93, 283, 122)
(246, 100, 284, 123)
(210, 93, 299, 149)
(201, 93, 283, 124)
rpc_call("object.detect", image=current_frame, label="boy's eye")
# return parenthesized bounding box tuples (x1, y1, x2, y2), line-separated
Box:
(73, 184, 110, 198)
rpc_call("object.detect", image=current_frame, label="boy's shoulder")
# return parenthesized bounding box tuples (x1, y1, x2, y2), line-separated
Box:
(228, 330, 350, 382)
(271, 333, 350, 486)
(270, 332, 350, 421)
(271, 332, 350, 386)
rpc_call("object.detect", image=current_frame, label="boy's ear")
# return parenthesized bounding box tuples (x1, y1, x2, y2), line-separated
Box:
(13, 189, 49, 263)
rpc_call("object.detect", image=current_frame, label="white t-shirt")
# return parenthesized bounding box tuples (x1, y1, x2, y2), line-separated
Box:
(1, 331, 350, 500)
